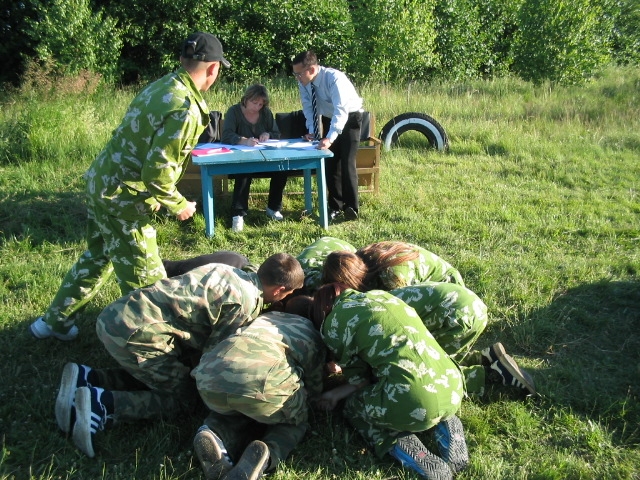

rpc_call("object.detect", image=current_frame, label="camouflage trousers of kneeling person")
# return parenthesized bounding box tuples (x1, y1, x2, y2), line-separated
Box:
(97, 314, 200, 422)
(343, 373, 464, 458)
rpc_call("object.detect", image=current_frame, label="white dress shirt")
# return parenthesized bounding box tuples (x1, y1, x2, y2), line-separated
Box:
(299, 66, 363, 143)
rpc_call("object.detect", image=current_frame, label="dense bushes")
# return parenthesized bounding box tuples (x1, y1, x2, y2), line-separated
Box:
(1, 0, 638, 86)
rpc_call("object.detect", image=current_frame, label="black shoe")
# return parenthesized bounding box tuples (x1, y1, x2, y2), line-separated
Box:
(487, 353, 536, 394)
(344, 207, 359, 220)
(193, 425, 233, 480)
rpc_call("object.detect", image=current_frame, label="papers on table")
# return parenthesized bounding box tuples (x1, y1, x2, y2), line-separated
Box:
(192, 140, 320, 156)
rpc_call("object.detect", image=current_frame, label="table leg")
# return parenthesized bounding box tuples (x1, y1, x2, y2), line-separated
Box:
(315, 159, 328, 229)
(200, 167, 215, 237)
(303, 169, 313, 214)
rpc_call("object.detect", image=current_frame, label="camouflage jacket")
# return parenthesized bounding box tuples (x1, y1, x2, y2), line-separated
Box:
(193, 311, 325, 425)
(97, 263, 263, 354)
(85, 67, 210, 219)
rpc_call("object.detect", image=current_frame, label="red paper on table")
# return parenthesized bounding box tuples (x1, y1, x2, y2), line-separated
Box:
(191, 147, 233, 156)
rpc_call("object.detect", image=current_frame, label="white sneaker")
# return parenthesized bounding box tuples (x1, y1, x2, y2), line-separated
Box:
(29, 317, 79, 341)
(265, 208, 284, 221)
(232, 215, 244, 232)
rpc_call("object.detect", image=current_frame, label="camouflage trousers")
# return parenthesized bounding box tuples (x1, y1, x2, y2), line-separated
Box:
(43, 200, 166, 334)
(97, 313, 200, 421)
(344, 371, 465, 458)
(203, 412, 307, 471)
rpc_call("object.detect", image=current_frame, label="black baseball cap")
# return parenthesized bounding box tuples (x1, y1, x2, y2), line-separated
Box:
(181, 32, 230, 67)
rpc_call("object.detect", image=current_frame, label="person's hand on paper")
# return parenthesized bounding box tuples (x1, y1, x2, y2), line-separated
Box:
(258, 133, 270, 142)
(245, 137, 260, 146)
(317, 138, 332, 150)
(176, 201, 197, 221)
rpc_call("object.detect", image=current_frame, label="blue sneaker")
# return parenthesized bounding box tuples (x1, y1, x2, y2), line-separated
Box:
(55, 363, 94, 433)
(72, 386, 113, 458)
(389, 433, 452, 479)
(433, 415, 469, 474)
(193, 425, 234, 479)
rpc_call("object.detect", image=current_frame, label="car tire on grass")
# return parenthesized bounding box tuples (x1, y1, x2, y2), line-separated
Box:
(380, 112, 449, 151)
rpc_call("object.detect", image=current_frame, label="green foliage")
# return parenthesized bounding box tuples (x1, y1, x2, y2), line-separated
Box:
(433, 0, 522, 81)
(2, 0, 639, 88)
(512, 0, 612, 84)
(605, 0, 640, 65)
(24, 0, 123, 82)
(349, 0, 438, 82)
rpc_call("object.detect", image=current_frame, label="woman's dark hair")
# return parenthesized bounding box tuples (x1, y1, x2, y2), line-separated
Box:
(311, 283, 344, 330)
(356, 241, 420, 288)
(321, 251, 368, 291)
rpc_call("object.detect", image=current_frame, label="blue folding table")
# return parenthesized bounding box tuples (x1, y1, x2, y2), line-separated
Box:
(192, 144, 333, 237)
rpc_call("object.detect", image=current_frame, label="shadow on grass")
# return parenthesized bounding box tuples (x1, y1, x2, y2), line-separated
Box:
(0, 189, 87, 244)
(529, 279, 640, 442)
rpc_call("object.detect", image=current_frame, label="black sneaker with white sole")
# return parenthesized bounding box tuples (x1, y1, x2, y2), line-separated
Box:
(72, 386, 113, 458)
(55, 363, 95, 433)
(488, 354, 536, 394)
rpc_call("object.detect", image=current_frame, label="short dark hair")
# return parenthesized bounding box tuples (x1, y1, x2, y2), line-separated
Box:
(258, 253, 304, 290)
(241, 84, 270, 108)
(292, 50, 318, 68)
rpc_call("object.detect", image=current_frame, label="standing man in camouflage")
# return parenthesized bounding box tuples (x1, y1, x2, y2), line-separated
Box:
(192, 304, 324, 480)
(30, 32, 229, 341)
(53, 253, 304, 458)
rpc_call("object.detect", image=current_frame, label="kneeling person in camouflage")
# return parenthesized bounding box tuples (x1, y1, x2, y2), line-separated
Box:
(192, 302, 324, 480)
(54, 253, 303, 458)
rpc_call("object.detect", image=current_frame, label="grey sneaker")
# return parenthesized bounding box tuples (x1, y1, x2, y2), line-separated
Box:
(433, 415, 469, 474)
(193, 425, 234, 480)
(226, 440, 270, 480)
(55, 363, 94, 433)
(388, 433, 453, 479)
(29, 317, 78, 341)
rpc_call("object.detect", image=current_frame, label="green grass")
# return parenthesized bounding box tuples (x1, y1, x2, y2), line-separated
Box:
(1, 66, 639, 479)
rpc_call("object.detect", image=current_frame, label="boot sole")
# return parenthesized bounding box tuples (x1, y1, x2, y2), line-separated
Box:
(193, 428, 233, 480)
(55, 363, 78, 433)
(392, 433, 453, 480)
(434, 416, 469, 474)
(226, 440, 269, 480)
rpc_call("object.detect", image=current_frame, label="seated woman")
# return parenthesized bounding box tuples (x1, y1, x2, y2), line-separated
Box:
(312, 284, 469, 478)
(222, 84, 288, 232)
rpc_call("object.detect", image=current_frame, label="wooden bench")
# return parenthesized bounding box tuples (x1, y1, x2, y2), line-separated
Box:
(178, 110, 381, 197)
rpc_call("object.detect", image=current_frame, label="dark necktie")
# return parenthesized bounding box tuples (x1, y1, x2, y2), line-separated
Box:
(311, 83, 320, 140)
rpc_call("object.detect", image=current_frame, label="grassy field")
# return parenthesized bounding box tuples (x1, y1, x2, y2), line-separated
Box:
(0, 66, 639, 479)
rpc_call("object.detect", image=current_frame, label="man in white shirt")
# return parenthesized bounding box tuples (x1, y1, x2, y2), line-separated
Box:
(292, 51, 363, 221)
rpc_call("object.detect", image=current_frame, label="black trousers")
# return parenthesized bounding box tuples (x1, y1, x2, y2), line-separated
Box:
(322, 111, 362, 212)
(230, 172, 289, 217)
